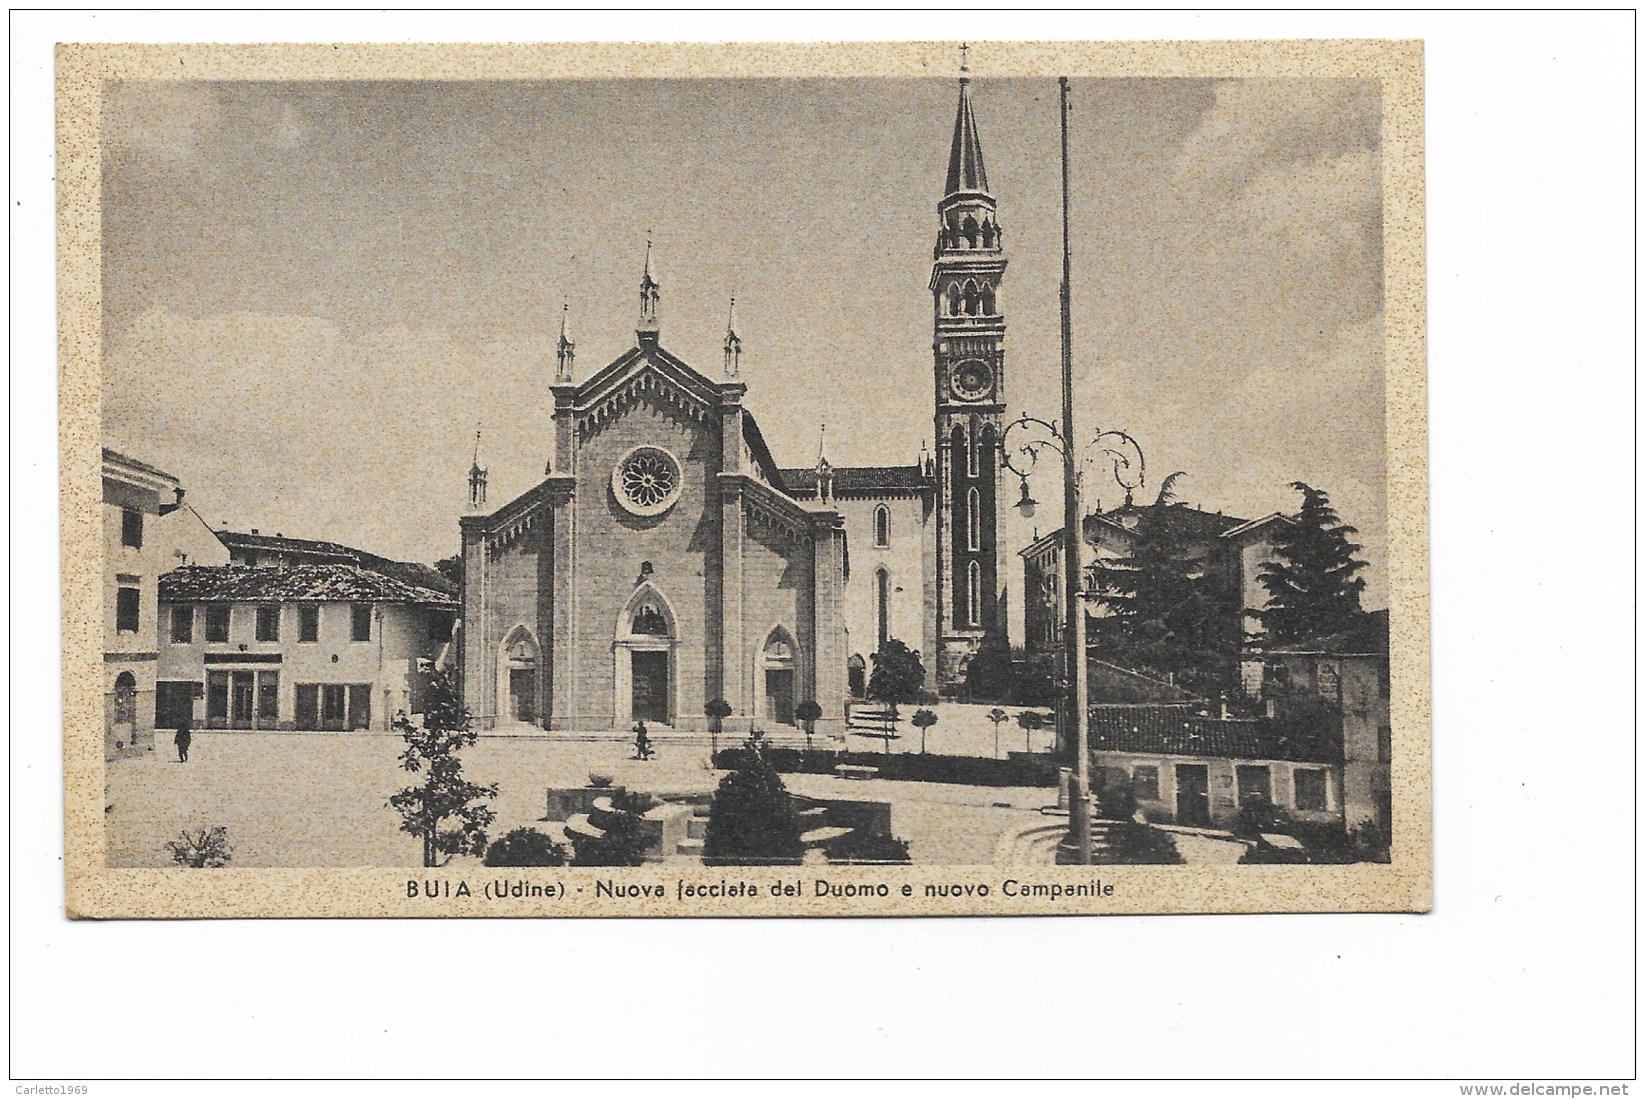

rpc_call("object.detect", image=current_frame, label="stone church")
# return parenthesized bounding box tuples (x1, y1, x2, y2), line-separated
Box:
(458, 70, 1010, 734)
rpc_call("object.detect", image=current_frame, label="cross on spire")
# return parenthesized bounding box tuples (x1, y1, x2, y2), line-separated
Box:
(959, 42, 970, 75)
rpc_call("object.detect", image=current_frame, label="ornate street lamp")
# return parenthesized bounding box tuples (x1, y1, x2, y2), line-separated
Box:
(1001, 414, 1146, 864)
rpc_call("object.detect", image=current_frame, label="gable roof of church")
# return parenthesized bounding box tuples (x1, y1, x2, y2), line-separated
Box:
(778, 464, 932, 499)
(575, 343, 722, 423)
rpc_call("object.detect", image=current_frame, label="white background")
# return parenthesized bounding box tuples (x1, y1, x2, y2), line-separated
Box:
(8, 10, 1636, 1095)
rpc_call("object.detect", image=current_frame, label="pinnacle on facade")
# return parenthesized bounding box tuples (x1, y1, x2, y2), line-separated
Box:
(467, 426, 488, 512)
(555, 298, 575, 382)
(723, 295, 742, 378)
(637, 236, 661, 343)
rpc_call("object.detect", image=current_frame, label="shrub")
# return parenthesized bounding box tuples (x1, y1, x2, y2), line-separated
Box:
(166, 826, 232, 868)
(825, 831, 912, 865)
(703, 742, 803, 866)
(1234, 795, 1292, 838)
(571, 792, 654, 867)
(1093, 775, 1138, 822)
(709, 747, 1058, 788)
(910, 708, 938, 754)
(484, 827, 569, 867)
(1101, 821, 1184, 865)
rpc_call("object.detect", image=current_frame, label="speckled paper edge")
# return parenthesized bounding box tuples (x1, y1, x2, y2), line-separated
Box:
(59, 39, 1430, 918)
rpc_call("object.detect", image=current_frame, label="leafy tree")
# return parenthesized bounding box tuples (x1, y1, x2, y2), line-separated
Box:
(387, 670, 498, 868)
(986, 707, 1010, 759)
(910, 708, 938, 754)
(868, 638, 926, 707)
(962, 631, 1013, 701)
(702, 735, 803, 866)
(1255, 482, 1369, 646)
(484, 827, 568, 867)
(433, 554, 464, 591)
(795, 699, 823, 752)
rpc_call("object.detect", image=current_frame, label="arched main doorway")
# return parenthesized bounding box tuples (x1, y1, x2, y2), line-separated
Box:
(760, 628, 798, 726)
(615, 584, 676, 727)
(498, 627, 541, 726)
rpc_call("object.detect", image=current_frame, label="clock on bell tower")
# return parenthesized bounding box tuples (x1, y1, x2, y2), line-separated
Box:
(929, 57, 1008, 688)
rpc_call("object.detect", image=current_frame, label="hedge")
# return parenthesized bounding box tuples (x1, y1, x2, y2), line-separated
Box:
(711, 747, 1057, 788)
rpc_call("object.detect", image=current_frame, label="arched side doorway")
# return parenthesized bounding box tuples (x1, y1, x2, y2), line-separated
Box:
(112, 670, 138, 731)
(759, 627, 799, 726)
(847, 654, 867, 699)
(498, 626, 541, 727)
(614, 583, 676, 728)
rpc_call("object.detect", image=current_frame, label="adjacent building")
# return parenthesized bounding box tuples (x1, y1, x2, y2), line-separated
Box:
(156, 539, 457, 732)
(102, 448, 226, 758)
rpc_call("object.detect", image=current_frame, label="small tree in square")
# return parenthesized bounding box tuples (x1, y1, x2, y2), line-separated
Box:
(987, 707, 1010, 759)
(704, 697, 732, 754)
(1015, 709, 1047, 754)
(795, 699, 823, 753)
(910, 708, 938, 754)
(388, 670, 498, 868)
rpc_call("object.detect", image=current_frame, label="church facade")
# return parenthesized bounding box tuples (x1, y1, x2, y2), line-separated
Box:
(458, 71, 1011, 733)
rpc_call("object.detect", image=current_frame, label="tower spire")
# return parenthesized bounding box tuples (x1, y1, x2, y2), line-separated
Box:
(637, 233, 660, 344)
(555, 296, 576, 382)
(945, 50, 989, 198)
(723, 295, 742, 377)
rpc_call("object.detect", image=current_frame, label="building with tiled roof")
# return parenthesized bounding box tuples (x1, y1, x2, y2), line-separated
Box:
(155, 559, 457, 733)
(1088, 701, 1346, 831)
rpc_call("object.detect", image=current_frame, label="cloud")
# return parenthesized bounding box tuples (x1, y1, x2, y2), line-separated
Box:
(103, 308, 557, 563)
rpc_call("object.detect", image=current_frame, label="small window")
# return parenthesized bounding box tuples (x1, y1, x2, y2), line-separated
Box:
(256, 605, 280, 642)
(351, 604, 372, 642)
(1294, 768, 1328, 813)
(1132, 766, 1160, 802)
(170, 605, 194, 644)
(205, 605, 231, 643)
(966, 488, 981, 552)
(875, 568, 890, 648)
(1236, 764, 1272, 807)
(121, 508, 144, 549)
(873, 505, 890, 548)
(966, 560, 982, 627)
(298, 605, 320, 643)
(116, 586, 141, 633)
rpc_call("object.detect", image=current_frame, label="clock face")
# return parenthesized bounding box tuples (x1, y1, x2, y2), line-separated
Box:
(950, 359, 993, 401)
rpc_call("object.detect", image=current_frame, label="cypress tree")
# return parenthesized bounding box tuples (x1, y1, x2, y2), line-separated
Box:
(1255, 482, 1369, 645)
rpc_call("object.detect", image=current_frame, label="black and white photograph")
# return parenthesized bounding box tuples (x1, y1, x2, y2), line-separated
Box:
(64, 39, 1429, 916)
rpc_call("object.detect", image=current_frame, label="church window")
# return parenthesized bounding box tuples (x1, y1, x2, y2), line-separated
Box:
(632, 603, 669, 636)
(966, 423, 980, 477)
(612, 446, 683, 518)
(967, 561, 982, 627)
(873, 505, 890, 548)
(875, 568, 890, 648)
(981, 219, 996, 248)
(962, 214, 979, 248)
(963, 280, 980, 315)
(967, 488, 981, 551)
(981, 284, 996, 315)
(946, 283, 961, 316)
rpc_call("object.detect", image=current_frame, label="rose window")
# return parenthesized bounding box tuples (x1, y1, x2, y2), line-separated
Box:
(612, 446, 683, 517)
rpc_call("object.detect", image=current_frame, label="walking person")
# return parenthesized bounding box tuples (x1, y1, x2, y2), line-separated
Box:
(632, 720, 654, 761)
(173, 716, 193, 763)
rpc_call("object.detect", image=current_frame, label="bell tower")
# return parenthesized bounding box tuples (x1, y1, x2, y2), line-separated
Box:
(930, 51, 1008, 687)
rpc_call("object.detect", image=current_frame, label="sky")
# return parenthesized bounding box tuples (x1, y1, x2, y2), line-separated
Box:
(101, 74, 1386, 612)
